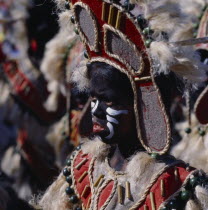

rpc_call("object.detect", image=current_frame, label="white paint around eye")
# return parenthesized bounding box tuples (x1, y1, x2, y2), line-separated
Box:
(91, 100, 99, 114)
(106, 107, 128, 116)
(107, 115, 119, 124)
(106, 122, 114, 139)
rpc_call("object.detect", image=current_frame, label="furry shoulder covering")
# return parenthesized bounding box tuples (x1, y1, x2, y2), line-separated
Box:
(35, 138, 208, 210)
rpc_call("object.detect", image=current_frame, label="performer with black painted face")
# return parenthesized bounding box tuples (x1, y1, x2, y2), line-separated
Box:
(89, 62, 141, 173)
(90, 62, 136, 146)
(36, 0, 208, 209)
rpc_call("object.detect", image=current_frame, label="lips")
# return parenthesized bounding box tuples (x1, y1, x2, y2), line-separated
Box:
(93, 122, 105, 133)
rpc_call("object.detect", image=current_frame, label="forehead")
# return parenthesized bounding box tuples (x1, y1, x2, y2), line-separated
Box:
(89, 73, 134, 106)
(90, 75, 121, 97)
(89, 70, 128, 92)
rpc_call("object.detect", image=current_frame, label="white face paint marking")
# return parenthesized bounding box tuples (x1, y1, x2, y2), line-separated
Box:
(204, 58, 208, 65)
(91, 101, 95, 109)
(91, 100, 99, 114)
(104, 108, 129, 139)
(107, 115, 119, 124)
(106, 107, 128, 116)
(106, 122, 114, 139)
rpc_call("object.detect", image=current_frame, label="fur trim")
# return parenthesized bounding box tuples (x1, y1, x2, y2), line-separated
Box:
(195, 185, 208, 209)
(70, 59, 89, 91)
(38, 173, 72, 210)
(53, 0, 66, 11)
(39, 138, 169, 209)
(1, 147, 21, 176)
(185, 199, 200, 210)
(43, 81, 60, 112)
(131, 0, 206, 84)
(41, 11, 76, 83)
(126, 151, 161, 181)
(0, 81, 10, 106)
(179, 0, 206, 20)
(82, 138, 165, 182)
(82, 138, 111, 161)
(145, 1, 186, 35)
(171, 114, 208, 173)
(46, 115, 70, 165)
(150, 42, 206, 83)
(40, 10, 79, 107)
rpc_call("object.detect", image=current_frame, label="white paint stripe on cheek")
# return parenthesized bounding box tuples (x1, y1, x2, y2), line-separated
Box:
(91, 100, 99, 114)
(106, 122, 114, 139)
(107, 115, 119, 124)
(91, 101, 95, 109)
(106, 107, 128, 116)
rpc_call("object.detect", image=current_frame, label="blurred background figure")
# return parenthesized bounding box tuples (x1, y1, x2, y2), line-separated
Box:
(0, 0, 88, 209)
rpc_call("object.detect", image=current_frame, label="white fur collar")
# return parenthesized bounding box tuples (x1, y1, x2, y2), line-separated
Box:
(81, 138, 173, 181)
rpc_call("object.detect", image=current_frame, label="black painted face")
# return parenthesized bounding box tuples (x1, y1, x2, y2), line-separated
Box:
(89, 63, 137, 145)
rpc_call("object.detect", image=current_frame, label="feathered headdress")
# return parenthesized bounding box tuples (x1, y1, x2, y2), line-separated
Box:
(63, 0, 208, 154)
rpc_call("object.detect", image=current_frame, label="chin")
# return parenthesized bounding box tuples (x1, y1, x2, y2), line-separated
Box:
(101, 136, 118, 145)
(92, 132, 116, 145)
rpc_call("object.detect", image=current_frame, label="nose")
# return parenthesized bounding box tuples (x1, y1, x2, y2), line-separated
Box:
(92, 101, 106, 119)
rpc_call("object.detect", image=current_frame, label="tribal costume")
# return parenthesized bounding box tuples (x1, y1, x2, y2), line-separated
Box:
(37, 0, 208, 209)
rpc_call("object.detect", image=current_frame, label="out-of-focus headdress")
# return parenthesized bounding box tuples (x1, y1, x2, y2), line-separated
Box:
(0, 0, 66, 125)
(195, 4, 208, 51)
(194, 4, 208, 125)
(69, 0, 207, 154)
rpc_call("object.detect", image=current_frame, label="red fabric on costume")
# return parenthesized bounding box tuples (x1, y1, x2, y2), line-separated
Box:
(73, 151, 92, 208)
(98, 180, 114, 209)
(138, 164, 194, 209)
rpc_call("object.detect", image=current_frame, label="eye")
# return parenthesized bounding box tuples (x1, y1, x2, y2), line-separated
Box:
(105, 101, 113, 106)
(91, 97, 97, 108)
(91, 97, 97, 102)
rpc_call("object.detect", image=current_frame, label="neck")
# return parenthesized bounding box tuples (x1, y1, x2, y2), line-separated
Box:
(109, 146, 128, 171)
(108, 134, 141, 171)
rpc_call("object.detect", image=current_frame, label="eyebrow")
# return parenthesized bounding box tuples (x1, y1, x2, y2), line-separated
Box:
(90, 90, 116, 101)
